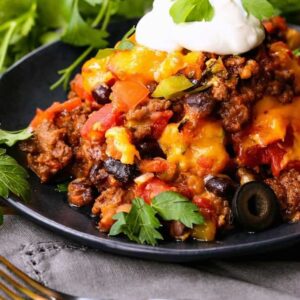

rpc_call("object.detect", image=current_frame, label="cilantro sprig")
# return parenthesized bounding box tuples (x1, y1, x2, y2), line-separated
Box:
(169, 0, 278, 24)
(110, 191, 204, 246)
(0, 148, 30, 202)
(0, 128, 32, 225)
(170, 0, 214, 24)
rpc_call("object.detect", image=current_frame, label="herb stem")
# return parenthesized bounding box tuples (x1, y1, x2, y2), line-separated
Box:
(0, 22, 17, 71)
(92, 0, 109, 28)
(50, 46, 94, 90)
(101, 1, 113, 31)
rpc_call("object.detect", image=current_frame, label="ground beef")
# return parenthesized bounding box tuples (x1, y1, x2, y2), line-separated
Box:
(55, 105, 92, 147)
(220, 100, 250, 133)
(71, 141, 107, 178)
(68, 178, 93, 207)
(20, 121, 72, 182)
(126, 98, 172, 140)
(265, 169, 300, 221)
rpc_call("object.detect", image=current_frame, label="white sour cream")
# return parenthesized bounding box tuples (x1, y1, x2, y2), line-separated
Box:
(136, 0, 266, 55)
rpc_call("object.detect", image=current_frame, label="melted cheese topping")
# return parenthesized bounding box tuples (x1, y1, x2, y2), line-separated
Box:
(238, 96, 300, 170)
(82, 46, 203, 92)
(105, 127, 139, 165)
(159, 121, 229, 177)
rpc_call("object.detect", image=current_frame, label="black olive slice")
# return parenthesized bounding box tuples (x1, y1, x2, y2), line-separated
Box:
(232, 181, 280, 232)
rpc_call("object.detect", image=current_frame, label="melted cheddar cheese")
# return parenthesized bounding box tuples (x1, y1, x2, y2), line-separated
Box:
(159, 121, 229, 177)
(237, 96, 300, 171)
(105, 127, 139, 165)
(82, 45, 204, 93)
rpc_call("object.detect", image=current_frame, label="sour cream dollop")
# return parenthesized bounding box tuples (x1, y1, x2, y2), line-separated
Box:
(136, 0, 266, 55)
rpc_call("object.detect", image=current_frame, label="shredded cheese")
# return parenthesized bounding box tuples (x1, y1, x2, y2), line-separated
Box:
(105, 126, 139, 165)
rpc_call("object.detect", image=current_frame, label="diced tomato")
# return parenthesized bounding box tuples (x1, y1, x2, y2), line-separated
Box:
(81, 103, 121, 141)
(193, 196, 216, 221)
(30, 97, 82, 129)
(139, 158, 169, 173)
(263, 16, 287, 34)
(71, 74, 94, 102)
(136, 178, 173, 204)
(111, 80, 149, 112)
(263, 143, 287, 176)
(198, 157, 214, 171)
(151, 111, 173, 139)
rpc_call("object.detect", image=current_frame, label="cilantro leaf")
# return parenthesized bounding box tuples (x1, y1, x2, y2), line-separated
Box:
(0, 128, 32, 147)
(61, 0, 108, 48)
(0, 149, 30, 201)
(109, 198, 163, 246)
(110, 212, 127, 236)
(170, 0, 214, 24)
(242, 0, 276, 20)
(110, 192, 204, 246)
(152, 191, 204, 228)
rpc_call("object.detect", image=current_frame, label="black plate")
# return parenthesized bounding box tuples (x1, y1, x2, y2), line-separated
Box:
(1, 39, 300, 262)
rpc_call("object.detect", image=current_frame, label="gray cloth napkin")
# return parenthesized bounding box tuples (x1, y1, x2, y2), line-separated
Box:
(0, 215, 299, 300)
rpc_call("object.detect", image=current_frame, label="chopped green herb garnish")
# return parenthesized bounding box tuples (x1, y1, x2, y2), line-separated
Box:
(110, 192, 204, 246)
(170, 0, 214, 24)
(0, 148, 30, 202)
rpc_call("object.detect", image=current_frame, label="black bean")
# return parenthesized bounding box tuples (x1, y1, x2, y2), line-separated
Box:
(185, 92, 216, 118)
(92, 84, 111, 104)
(137, 139, 166, 159)
(205, 176, 237, 198)
(103, 158, 138, 184)
(169, 221, 186, 238)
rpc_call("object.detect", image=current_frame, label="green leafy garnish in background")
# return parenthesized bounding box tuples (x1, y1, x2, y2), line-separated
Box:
(242, 0, 276, 20)
(0, 128, 32, 147)
(110, 192, 204, 246)
(0, 0, 153, 87)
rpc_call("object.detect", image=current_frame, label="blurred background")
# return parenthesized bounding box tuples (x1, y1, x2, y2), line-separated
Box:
(0, 0, 299, 79)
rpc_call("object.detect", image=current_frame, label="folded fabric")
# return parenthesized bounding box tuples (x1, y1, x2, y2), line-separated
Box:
(0, 216, 299, 300)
